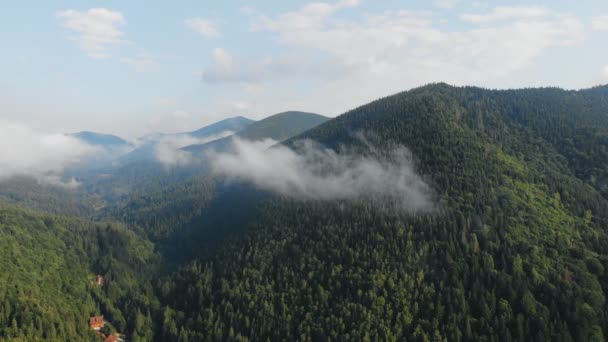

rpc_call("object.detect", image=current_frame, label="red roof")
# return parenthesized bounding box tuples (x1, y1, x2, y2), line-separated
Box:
(104, 335, 117, 342)
(89, 315, 104, 328)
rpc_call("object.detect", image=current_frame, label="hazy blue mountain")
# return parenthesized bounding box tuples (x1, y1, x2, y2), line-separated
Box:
(189, 116, 254, 138)
(70, 131, 129, 147)
(183, 111, 329, 153)
(122, 116, 255, 163)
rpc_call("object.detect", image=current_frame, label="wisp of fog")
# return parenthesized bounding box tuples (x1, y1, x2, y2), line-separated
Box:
(0, 119, 97, 186)
(155, 130, 235, 167)
(207, 137, 434, 212)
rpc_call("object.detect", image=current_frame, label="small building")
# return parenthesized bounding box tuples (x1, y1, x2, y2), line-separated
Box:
(96, 275, 104, 286)
(90, 315, 104, 330)
(104, 334, 117, 342)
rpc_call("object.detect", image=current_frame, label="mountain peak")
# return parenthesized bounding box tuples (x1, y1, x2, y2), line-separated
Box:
(70, 131, 128, 147)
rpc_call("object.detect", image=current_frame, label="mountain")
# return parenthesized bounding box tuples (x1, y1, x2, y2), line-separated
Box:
(188, 116, 254, 138)
(183, 111, 329, 153)
(236, 111, 329, 141)
(144, 84, 608, 341)
(121, 116, 254, 163)
(70, 131, 129, 147)
(0, 201, 158, 340)
(4, 84, 608, 341)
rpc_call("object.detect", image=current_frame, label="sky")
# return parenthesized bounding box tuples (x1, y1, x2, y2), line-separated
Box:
(1, 0, 607, 139)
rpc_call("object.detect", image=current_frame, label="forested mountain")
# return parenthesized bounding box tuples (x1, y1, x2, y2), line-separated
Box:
(0, 201, 160, 341)
(0, 176, 99, 217)
(2, 83, 608, 341)
(183, 111, 328, 154)
(150, 84, 608, 341)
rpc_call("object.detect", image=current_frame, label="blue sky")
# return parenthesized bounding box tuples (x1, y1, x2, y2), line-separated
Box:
(1, 0, 607, 138)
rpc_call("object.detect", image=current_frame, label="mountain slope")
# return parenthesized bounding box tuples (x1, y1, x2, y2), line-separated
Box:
(183, 111, 328, 153)
(122, 116, 254, 164)
(151, 84, 608, 341)
(70, 131, 128, 147)
(237, 111, 329, 141)
(0, 202, 159, 341)
(188, 116, 254, 138)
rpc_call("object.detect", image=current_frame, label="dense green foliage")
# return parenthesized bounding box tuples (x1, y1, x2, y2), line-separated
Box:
(0, 176, 99, 217)
(2, 84, 608, 341)
(0, 202, 159, 341)
(153, 84, 608, 341)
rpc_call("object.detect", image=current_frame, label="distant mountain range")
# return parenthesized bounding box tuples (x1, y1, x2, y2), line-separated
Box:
(70, 131, 129, 147)
(183, 111, 329, 154)
(189, 116, 254, 138)
(2, 84, 608, 340)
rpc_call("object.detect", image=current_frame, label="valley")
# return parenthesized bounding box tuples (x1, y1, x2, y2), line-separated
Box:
(1, 84, 608, 341)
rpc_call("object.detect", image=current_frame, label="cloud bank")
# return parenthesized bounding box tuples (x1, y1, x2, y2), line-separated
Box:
(208, 137, 434, 212)
(0, 120, 97, 186)
(155, 131, 235, 167)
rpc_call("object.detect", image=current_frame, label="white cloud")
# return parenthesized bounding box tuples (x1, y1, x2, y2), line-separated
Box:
(208, 137, 434, 212)
(460, 6, 547, 23)
(592, 15, 608, 31)
(155, 131, 234, 167)
(231, 3, 584, 115)
(202, 47, 349, 84)
(147, 110, 194, 134)
(603, 65, 608, 78)
(121, 56, 155, 72)
(0, 120, 97, 185)
(154, 98, 176, 106)
(434, 0, 460, 10)
(57, 8, 126, 58)
(212, 48, 233, 69)
(186, 18, 220, 38)
(250, 0, 359, 32)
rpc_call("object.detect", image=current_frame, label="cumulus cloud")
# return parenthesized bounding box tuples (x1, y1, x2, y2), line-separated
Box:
(57, 8, 126, 58)
(202, 48, 347, 84)
(591, 15, 608, 31)
(147, 110, 196, 134)
(203, 47, 286, 84)
(434, 0, 460, 10)
(155, 131, 235, 167)
(207, 137, 434, 212)
(0, 120, 97, 186)
(460, 6, 547, 23)
(249, 0, 358, 32)
(229, 2, 584, 115)
(186, 18, 220, 38)
(121, 55, 155, 72)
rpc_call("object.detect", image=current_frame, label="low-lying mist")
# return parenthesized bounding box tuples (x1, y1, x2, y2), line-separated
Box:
(155, 131, 234, 167)
(207, 137, 435, 213)
(0, 120, 97, 187)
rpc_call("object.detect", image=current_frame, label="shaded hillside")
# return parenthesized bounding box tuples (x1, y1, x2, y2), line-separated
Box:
(151, 84, 608, 341)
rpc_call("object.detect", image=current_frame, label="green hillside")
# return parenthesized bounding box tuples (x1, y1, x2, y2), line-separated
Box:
(2, 84, 608, 341)
(151, 84, 608, 341)
(0, 202, 160, 341)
